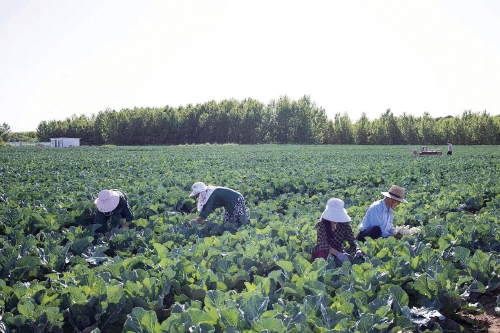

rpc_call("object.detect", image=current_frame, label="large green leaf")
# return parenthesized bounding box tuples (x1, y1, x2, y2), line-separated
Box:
(63, 286, 88, 305)
(251, 317, 285, 332)
(186, 308, 217, 326)
(302, 280, 326, 296)
(319, 303, 349, 329)
(388, 285, 409, 312)
(188, 323, 216, 333)
(242, 294, 269, 326)
(106, 284, 124, 304)
(153, 243, 169, 258)
(276, 260, 294, 275)
(453, 246, 471, 267)
(123, 307, 161, 333)
(219, 308, 242, 330)
(17, 301, 35, 318)
(45, 307, 65, 329)
(293, 256, 312, 276)
(368, 294, 393, 317)
(356, 313, 380, 332)
(204, 290, 228, 310)
(70, 237, 94, 255)
(413, 274, 438, 299)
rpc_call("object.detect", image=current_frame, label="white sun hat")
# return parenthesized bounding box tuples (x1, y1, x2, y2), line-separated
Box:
(94, 189, 120, 213)
(320, 198, 351, 223)
(189, 182, 208, 197)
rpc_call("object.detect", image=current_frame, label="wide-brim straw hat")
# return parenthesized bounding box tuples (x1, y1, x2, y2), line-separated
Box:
(381, 185, 408, 204)
(94, 189, 120, 213)
(321, 198, 351, 223)
(189, 182, 208, 197)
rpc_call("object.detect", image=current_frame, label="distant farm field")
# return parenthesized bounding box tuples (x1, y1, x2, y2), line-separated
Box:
(1, 144, 499, 332)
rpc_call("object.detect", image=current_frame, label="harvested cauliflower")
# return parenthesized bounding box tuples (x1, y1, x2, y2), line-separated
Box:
(394, 226, 421, 235)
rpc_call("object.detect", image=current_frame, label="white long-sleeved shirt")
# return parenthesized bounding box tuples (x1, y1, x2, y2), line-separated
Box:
(359, 199, 394, 238)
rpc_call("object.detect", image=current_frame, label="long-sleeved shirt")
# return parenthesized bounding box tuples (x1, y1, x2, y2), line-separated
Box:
(313, 220, 357, 254)
(95, 190, 134, 229)
(199, 187, 242, 219)
(359, 199, 394, 238)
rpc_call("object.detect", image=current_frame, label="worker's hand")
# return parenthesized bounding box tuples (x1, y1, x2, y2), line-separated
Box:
(121, 222, 130, 229)
(394, 232, 403, 239)
(196, 217, 204, 225)
(335, 252, 350, 262)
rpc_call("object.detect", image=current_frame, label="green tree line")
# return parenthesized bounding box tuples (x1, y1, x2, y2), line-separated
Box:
(33, 96, 500, 145)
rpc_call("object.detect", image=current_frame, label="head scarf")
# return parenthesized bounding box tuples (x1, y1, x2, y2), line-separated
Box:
(197, 186, 216, 211)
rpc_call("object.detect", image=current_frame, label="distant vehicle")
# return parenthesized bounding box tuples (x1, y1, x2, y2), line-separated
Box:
(413, 146, 442, 156)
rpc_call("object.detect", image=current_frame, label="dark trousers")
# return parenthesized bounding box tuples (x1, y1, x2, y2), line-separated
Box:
(357, 226, 382, 242)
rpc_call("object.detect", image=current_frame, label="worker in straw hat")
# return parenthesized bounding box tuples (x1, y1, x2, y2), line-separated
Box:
(311, 198, 363, 263)
(357, 185, 408, 242)
(94, 189, 134, 237)
(189, 182, 249, 226)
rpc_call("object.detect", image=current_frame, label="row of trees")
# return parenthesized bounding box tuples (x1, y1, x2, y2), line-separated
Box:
(33, 96, 500, 145)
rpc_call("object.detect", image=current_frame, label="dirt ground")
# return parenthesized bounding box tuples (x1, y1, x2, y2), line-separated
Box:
(459, 293, 500, 333)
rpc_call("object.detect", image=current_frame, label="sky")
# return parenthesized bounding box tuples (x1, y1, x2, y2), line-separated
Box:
(1, 0, 500, 132)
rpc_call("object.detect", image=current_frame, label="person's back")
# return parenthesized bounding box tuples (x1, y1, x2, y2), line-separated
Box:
(201, 187, 242, 214)
(190, 182, 249, 226)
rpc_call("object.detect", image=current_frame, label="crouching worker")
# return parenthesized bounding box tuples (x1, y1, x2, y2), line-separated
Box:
(357, 185, 407, 242)
(189, 182, 249, 226)
(94, 189, 134, 237)
(311, 198, 363, 263)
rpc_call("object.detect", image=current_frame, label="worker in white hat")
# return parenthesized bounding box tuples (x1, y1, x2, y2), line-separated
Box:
(311, 198, 363, 263)
(189, 182, 249, 226)
(94, 189, 134, 236)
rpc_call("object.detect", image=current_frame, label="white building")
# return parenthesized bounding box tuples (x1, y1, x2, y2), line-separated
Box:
(50, 138, 80, 148)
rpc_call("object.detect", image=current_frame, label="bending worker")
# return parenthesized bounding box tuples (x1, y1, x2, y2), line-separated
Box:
(94, 189, 134, 236)
(189, 182, 249, 226)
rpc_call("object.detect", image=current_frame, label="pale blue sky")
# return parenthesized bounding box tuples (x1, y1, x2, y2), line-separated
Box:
(1, 0, 499, 132)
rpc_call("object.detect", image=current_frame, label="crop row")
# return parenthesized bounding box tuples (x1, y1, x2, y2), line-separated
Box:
(0, 145, 499, 332)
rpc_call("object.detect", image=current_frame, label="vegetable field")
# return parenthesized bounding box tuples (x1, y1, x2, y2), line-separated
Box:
(1, 144, 500, 333)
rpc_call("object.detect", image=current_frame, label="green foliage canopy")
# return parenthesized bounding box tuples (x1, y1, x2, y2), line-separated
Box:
(35, 97, 500, 145)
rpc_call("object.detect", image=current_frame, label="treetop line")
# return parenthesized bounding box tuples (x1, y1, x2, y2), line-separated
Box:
(5, 96, 500, 146)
